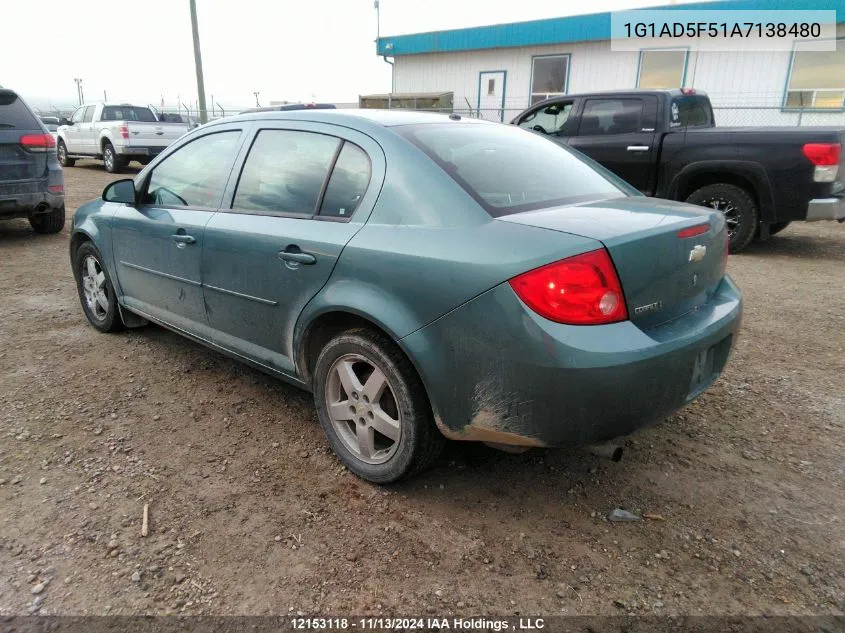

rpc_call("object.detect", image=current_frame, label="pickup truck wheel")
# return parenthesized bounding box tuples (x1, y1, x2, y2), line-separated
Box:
(685, 184, 758, 253)
(102, 142, 125, 174)
(57, 140, 75, 167)
(29, 205, 65, 234)
(72, 242, 125, 333)
(769, 221, 792, 236)
(313, 328, 444, 483)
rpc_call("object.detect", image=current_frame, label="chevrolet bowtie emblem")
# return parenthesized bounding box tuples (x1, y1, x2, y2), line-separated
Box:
(689, 245, 707, 263)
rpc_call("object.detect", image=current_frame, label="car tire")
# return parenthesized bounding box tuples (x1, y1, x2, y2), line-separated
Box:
(685, 183, 758, 253)
(72, 242, 125, 333)
(769, 221, 792, 236)
(102, 142, 125, 174)
(57, 140, 75, 167)
(313, 328, 444, 483)
(29, 205, 66, 234)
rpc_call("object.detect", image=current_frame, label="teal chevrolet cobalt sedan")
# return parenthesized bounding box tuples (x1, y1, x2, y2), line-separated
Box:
(70, 109, 741, 483)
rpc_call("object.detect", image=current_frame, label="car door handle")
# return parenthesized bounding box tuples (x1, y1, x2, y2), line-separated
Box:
(627, 145, 650, 152)
(171, 234, 196, 245)
(278, 249, 316, 265)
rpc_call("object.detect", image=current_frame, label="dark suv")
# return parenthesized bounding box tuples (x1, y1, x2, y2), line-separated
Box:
(0, 89, 65, 233)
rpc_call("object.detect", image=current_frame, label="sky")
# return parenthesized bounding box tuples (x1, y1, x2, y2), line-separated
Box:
(0, 0, 696, 113)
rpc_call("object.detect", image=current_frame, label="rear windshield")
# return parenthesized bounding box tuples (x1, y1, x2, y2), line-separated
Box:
(399, 123, 629, 216)
(669, 95, 714, 128)
(101, 106, 157, 122)
(0, 90, 40, 129)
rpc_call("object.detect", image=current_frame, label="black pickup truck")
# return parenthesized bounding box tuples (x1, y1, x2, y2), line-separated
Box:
(511, 89, 845, 251)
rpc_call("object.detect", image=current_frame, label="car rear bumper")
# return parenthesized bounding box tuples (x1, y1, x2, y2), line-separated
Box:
(0, 181, 64, 219)
(402, 276, 742, 447)
(806, 196, 845, 222)
(116, 146, 164, 157)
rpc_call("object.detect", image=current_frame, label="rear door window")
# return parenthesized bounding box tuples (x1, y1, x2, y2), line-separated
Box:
(319, 142, 371, 219)
(577, 99, 643, 136)
(232, 130, 341, 217)
(0, 90, 40, 129)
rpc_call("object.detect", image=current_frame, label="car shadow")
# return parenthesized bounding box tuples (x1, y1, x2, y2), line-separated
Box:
(0, 218, 66, 243)
(70, 162, 142, 174)
(740, 231, 844, 260)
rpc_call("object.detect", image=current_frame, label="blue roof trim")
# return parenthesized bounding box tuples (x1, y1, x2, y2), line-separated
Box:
(377, 0, 845, 56)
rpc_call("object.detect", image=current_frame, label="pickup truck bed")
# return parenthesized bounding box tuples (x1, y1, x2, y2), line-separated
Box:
(512, 90, 845, 251)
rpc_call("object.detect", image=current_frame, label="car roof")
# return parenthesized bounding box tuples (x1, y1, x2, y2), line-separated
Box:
(213, 108, 491, 130)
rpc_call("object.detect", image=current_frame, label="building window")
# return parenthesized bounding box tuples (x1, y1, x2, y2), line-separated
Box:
(785, 41, 845, 109)
(637, 49, 687, 89)
(531, 55, 569, 104)
(488, 78, 495, 95)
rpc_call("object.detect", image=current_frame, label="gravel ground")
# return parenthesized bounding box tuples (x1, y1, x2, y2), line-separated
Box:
(0, 161, 843, 617)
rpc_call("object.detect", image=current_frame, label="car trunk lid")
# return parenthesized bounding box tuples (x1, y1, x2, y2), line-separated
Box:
(497, 196, 728, 329)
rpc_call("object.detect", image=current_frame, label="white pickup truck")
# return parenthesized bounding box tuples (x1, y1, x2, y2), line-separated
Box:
(56, 103, 190, 173)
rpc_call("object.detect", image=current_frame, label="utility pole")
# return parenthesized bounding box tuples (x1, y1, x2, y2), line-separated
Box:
(73, 78, 83, 105)
(189, 0, 208, 124)
(104, 90, 107, 101)
(253, 91, 260, 107)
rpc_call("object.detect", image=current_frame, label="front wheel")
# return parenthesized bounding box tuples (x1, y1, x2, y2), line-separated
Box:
(102, 142, 125, 174)
(685, 183, 758, 253)
(57, 140, 75, 167)
(313, 329, 443, 483)
(72, 242, 125, 333)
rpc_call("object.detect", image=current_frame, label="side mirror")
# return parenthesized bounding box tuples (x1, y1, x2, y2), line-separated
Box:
(102, 179, 136, 204)
(62, 118, 73, 126)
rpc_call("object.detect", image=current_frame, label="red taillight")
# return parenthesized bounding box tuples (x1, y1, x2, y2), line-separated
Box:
(509, 249, 628, 325)
(802, 143, 840, 166)
(19, 133, 56, 151)
(119, 125, 130, 139)
(680, 88, 696, 95)
(677, 223, 709, 239)
(48, 184, 64, 194)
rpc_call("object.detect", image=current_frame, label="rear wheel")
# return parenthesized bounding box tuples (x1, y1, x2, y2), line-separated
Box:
(685, 183, 758, 253)
(72, 242, 125, 333)
(769, 221, 792, 236)
(57, 140, 75, 167)
(313, 329, 444, 483)
(29, 205, 65, 234)
(102, 142, 125, 173)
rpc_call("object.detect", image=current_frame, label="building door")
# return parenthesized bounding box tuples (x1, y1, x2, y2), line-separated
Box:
(478, 71, 506, 122)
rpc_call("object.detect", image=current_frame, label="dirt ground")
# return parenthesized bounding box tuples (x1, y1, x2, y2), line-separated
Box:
(0, 161, 843, 618)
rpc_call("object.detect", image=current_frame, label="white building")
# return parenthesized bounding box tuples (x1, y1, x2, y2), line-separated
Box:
(376, 0, 845, 126)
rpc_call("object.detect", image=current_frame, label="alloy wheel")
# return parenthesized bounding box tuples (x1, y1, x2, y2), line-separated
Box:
(324, 353, 402, 465)
(81, 255, 109, 321)
(706, 196, 740, 239)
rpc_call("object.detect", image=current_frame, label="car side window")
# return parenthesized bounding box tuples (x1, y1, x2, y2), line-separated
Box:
(232, 129, 340, 216)
(70, 107, 85, 124)
(517, 102, 573, 136)
(319, 142, 371, 218)
(82, 106, 95, 123)
(142, 131, 241, 208)
(577, 99, 643, 136)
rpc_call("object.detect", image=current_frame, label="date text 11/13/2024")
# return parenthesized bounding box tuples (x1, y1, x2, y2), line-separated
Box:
(291, 617, 547, 630)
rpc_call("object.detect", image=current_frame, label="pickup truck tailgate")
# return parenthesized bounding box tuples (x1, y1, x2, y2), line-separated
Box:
(124, 122, 187, 147)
